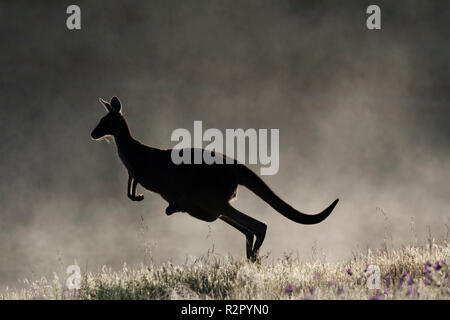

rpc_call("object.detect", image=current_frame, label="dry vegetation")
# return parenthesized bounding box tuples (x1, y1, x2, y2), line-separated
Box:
(2, 238, 449, 300)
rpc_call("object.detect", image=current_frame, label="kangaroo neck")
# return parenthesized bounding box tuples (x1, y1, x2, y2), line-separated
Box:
(113, 123, 136, 152)
(113, 126, 139, 173)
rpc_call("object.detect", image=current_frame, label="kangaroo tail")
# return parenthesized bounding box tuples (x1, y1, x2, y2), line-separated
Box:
(235, 164, 339, 225)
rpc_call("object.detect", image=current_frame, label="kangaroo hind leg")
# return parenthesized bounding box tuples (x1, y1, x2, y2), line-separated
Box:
(220, 215, 254, 259)
(221, 204, 267, 261)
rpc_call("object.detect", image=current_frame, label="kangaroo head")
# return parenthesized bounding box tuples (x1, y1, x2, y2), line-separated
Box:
(91, 96, 127, 139)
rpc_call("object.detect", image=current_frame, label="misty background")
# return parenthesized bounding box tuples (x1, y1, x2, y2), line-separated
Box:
(0, 1, 449, 289)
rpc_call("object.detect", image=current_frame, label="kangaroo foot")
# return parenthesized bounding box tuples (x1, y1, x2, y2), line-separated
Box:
(249, 224, 267, 262)
(165, 203, 181, 216)
(130, 194, 144, 201)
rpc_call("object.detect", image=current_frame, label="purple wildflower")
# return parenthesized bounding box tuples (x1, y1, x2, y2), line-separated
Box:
(423, 265, 430, 275)
(424, 278, 431, 286)
(385, 274, 391, 288)
(370, 289, 382, 300)
(406, 289, 412, 296)
(309, 287, 315, 295)
(364, 264, 369, 272)
(399, 272, 409, 287)
(346, 268, 353, 276)
(337, 286, 344, 295)
(284, 284, 293, 294)
(434, 261, 444, 271)
(424, 260, 432, 267)
(407, 277, 414, 286)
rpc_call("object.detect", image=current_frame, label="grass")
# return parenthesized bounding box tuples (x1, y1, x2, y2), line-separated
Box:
(2, 240, 450, 300)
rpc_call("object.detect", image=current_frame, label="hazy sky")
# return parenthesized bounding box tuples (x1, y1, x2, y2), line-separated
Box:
(0, 1, 449, 289)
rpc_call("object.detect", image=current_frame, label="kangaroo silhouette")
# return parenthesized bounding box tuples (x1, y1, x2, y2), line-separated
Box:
(91, 96, 339, 261)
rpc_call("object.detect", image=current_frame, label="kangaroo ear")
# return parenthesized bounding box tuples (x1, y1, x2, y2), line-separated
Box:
(110, 96, 122, 113)
(99, 98, 112, 112)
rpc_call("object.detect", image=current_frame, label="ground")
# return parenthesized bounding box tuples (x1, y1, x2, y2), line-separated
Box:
(2, 239, 449, 300)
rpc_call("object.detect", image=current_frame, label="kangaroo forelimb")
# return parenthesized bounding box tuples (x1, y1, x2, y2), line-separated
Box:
(127, 173, 144, 201)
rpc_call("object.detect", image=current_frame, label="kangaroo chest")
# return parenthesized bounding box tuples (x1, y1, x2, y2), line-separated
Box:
(118, 148, 132, 171)
(117, 145, 145, 179)
(117, 144, 166, 192)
